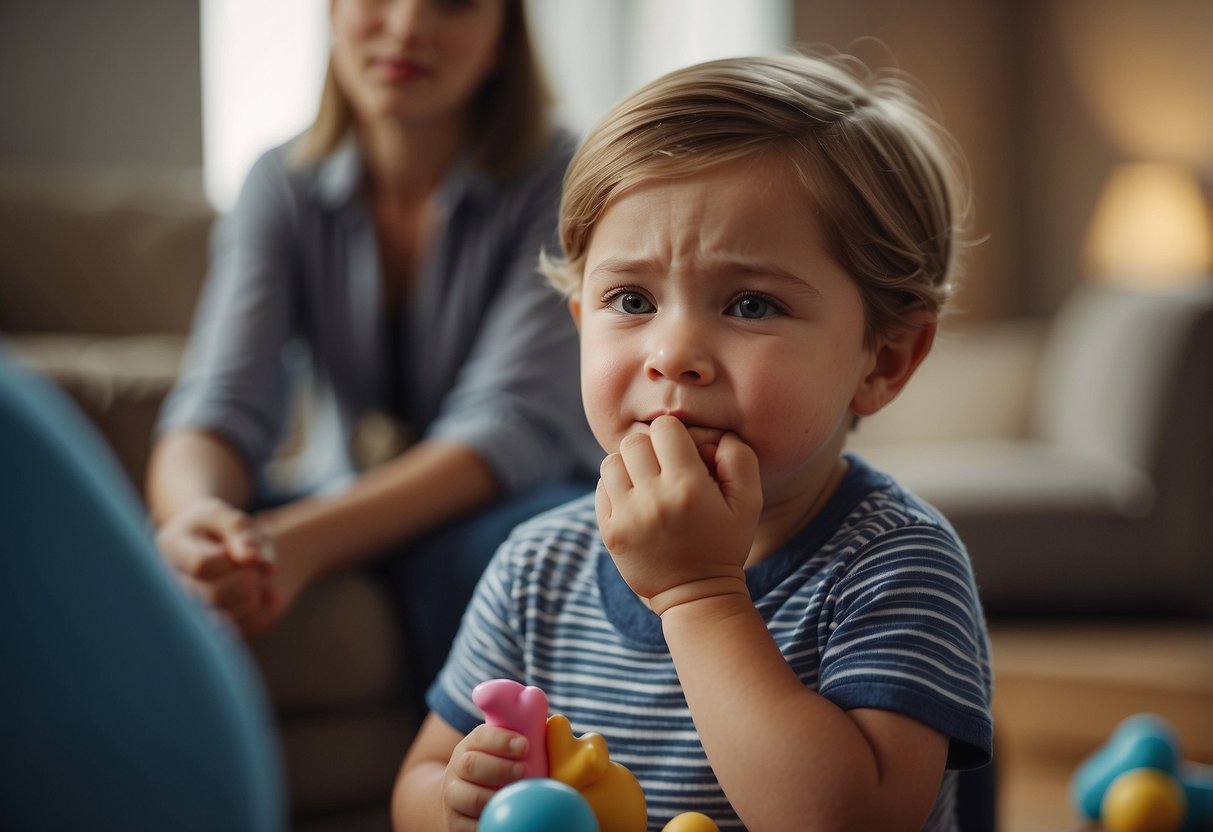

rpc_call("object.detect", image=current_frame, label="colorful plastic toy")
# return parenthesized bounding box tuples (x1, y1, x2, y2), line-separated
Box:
(478, 778, 599, 832)
(475, 679, 720, 832)
(1102, 768, 1186, 832)
(1071, 713, 1213, 832)
(659, 811, 722, 831)
(547, 713, 647, 832)
(473, 679, 550, 780)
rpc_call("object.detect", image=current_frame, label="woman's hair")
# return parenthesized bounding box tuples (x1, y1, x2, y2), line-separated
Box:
(294, 0, 552, 177)
(540, 51, 973, 344)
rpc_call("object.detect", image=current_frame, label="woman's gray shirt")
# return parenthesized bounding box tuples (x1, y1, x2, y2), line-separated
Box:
(158, 131, 601, 497)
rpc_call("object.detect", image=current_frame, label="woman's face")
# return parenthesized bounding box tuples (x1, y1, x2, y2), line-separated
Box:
(330, 0, 506, 128)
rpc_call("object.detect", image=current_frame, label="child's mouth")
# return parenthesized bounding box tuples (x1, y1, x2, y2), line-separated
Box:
(637, 418, 727, 449)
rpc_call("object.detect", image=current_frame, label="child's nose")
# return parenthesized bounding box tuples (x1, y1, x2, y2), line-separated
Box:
(644, 319, 715, 384)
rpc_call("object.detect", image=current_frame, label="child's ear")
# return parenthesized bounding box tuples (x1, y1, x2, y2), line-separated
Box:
(850, 310, 937, 417)
(568, 295, 582, 331)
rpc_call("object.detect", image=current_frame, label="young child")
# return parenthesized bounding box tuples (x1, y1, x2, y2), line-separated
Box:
(392, 52, 992, 832)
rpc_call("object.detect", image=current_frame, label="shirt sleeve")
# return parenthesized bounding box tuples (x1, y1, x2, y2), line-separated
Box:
(426, 536, 529, 735)
(816, 522, 994, 770)
(424, 141, 601, 492)
(156, 149, 300, 471)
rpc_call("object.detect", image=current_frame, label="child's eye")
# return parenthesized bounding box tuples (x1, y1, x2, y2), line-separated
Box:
(606, 291, 656, 315)
(726, 293, 780, 319)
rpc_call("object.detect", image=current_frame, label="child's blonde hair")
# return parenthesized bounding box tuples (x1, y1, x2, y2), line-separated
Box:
(540, 51, 972, 345)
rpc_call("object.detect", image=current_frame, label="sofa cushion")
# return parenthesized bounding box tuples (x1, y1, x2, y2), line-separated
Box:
(0, 166, 212, 335)
(249, 572, 407, 715)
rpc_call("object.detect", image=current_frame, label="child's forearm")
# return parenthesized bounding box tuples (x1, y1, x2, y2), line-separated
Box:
(660, 594, 944, 832)
(391, 759, 448, 832)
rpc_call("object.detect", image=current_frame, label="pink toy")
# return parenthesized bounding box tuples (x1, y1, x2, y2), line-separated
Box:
(472, 679, 549, 779)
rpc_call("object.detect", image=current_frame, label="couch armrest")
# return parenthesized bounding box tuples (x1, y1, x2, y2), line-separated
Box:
(6, 333, 186, 492)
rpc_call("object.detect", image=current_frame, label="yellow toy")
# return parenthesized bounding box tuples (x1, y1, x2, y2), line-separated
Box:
(660, 812, 722, 831)
(1101, 768, 1187, 832)
(547, 714, 648, 832)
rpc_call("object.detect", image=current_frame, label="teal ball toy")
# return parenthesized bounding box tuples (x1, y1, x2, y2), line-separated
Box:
(479, 778, 600, 832)
(1072, 714, 1181, 821)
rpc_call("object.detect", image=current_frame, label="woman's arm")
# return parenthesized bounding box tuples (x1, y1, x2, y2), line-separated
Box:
(147, 429, 254, 523)
(148, 429, 498, 634)
(251, 438, 498, 614)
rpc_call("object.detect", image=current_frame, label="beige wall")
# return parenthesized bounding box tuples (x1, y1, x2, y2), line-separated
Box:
(795, 0, 1213, 318)
(2, 1, 1208, 320)
(0, 1, 202, 168)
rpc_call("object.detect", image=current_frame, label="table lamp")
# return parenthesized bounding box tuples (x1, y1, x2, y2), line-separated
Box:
(1083, 162, 1213, 288)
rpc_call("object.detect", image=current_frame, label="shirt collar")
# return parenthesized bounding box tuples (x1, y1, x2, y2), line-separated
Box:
(313, 131, 499, 214)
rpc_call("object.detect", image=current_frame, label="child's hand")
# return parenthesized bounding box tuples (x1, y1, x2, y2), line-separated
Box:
(597, 414, 762, 615)
(441, 724, 530, 831)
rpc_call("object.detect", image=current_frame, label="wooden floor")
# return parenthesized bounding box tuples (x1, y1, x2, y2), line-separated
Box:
(989, 621, 1213, 831)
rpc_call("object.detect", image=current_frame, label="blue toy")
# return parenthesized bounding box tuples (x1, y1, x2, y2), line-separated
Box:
(1179, 762, 1213, 831)
(1071, 713, 1213, 832)
(479, 778, 600, 832)
(1073, 714, 1181, 820)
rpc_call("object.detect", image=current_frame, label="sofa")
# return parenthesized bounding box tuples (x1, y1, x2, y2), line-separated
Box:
(848, 281, 1213, 617)
(0, 168, 413, 832)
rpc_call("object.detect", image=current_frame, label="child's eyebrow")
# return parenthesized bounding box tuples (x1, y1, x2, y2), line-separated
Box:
(727, 264, 823, 297)
(586, 256, 822, 297)
(586, 256, 661, 279)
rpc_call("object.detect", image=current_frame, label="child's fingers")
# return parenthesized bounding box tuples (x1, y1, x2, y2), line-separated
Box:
(443, 726, 528, 821)
(446, 771, 507, 814)
(595, 476, 613, 527)
(599, 450, 633, 499)
(441, 808, 480, 832)
(618, 430, 661, 482)
(648, 415, 704, 473)
(713, 433, 763, 512)
(462, 724, 529, 764)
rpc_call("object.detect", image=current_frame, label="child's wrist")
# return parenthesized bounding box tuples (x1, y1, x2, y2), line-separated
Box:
(646, 574, 749, 617)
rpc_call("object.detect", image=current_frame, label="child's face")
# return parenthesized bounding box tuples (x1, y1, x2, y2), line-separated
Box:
(570, 155, 878, 508)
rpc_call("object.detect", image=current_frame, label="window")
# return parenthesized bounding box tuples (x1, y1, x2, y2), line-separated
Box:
(201, 0, 790, 210)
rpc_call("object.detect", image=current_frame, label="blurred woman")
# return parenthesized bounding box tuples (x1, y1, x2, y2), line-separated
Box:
(148, 0, 599, 702)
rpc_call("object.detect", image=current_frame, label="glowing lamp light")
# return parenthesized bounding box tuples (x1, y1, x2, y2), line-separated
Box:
(1083, 162, 1213, 289)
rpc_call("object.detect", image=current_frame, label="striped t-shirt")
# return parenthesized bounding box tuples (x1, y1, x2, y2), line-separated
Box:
(430, 453, 993, 831)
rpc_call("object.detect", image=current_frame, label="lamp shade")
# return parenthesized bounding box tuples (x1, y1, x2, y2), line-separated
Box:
(1083, 162, 1213, 288)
